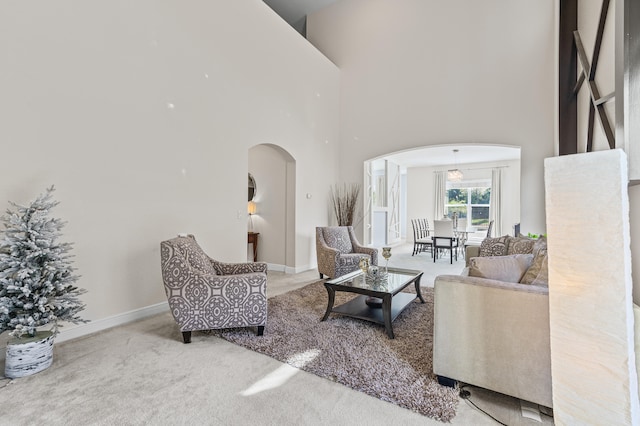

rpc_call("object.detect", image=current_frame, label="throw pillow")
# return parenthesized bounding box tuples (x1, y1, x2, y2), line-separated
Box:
(468, 254, 534, 283)
(533, 236, 548, 256)
(531, 258, 549, 286)
(520, 249, 549, 286)
(479, 235, 510, 257)
(506, 235, 536, 255)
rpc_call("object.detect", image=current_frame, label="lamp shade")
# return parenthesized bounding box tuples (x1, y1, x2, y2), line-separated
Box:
(248, 201, 257, 215)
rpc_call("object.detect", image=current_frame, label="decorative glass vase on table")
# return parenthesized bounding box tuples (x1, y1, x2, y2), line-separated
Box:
(365, 264, 387, 284)
(382, 247, 392, 272)
(358, 257, 370, 274)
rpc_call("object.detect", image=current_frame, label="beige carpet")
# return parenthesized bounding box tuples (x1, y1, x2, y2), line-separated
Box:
(212, 280, 459, 421)
(0, 244, 553, 425)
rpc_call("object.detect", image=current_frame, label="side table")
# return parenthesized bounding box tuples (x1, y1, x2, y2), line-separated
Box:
(248, 232, 259, 262)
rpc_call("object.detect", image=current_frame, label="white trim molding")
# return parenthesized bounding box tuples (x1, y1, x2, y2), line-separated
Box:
(56, 301, 170, 344)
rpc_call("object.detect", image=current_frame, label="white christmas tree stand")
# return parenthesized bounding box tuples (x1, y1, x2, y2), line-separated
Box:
(5, 331, 55, 378)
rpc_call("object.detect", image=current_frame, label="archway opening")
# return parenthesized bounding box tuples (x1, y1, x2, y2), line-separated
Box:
(248, 144, 296, 271)
(363, 144, 521, 247)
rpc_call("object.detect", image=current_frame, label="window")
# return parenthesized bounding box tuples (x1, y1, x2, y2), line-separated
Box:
(446, 180, 491, 229)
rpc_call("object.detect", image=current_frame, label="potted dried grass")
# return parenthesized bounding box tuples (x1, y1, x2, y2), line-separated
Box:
(330, 183, 361, 226)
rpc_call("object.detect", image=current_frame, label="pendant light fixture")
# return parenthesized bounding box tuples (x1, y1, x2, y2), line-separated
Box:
(447, 149, 464, 182)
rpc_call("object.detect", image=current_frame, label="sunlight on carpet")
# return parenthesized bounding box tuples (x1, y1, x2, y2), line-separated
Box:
(213, 280, 459, 422)
(241, 349, 321, 396)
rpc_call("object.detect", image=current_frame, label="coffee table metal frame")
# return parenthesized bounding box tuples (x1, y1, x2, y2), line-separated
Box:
(321, 267, 425, 338)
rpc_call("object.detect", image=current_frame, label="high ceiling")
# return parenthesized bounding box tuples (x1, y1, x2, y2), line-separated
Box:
(263, 0, 339, 35)
(263, 2, 522, 170)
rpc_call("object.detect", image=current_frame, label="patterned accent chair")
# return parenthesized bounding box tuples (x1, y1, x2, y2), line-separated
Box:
(160, 235, 267, 343)
(316, 226, 378, 279)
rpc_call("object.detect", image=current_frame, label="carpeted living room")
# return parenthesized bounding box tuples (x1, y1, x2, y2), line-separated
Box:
(2, 1, 640, 425)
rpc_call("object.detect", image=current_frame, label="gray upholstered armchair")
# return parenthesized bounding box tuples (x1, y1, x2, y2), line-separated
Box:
(316, 226, 378, 279)
(160, 235, 267, 343)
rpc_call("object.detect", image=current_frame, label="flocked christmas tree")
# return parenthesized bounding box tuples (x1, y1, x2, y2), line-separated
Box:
(0, 186, 87, 338)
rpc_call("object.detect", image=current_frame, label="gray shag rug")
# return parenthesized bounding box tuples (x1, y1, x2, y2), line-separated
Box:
(212, 280, 459, 422)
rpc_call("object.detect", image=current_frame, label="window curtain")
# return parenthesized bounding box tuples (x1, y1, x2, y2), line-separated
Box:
(434, 171, 446, 221)
(490, 168, 503, 236)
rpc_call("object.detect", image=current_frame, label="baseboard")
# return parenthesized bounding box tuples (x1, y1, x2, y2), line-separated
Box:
(266, 263, 314, 274)
(289, 264, 314, 274)
(56, 301, 170, 344)
(56, 302, 169, 343)
(266, 263, 286, 272)
(0, 301, 169, 362)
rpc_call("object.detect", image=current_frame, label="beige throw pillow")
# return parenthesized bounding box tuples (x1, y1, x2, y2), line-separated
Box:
(479, 235, 511, 257)
(533, 236, 548, 255)
(520, 250, 549, 286)
(506, 235, 536, 255)
(468, 254, 534, 283)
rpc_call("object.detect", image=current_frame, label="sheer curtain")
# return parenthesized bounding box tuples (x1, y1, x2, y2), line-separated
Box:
(490, 168, 503, 237)
(434, 171, 446, 222)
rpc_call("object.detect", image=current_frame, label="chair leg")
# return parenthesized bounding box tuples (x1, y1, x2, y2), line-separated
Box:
(437, 376, 457, 388)
(182, 331, 192, 344)
(257, 326, 265, 336)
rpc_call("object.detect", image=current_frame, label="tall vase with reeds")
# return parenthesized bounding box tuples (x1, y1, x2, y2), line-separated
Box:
(330, 183, 361, 226)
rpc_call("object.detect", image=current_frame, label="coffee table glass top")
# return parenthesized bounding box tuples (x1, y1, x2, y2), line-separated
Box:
(325, 267, 422, 294)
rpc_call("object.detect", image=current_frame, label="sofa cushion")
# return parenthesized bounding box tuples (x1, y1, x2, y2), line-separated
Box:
(506, 235, 536, 255)
(479, 235, 510, 257)
(520, 250, 549, 286)
(468, 254, 534, 283)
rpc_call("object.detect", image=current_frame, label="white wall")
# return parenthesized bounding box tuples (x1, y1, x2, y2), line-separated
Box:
(406, 159, 521, 237)
(0, 1, 340, 334)
(308, 0, 555, 237)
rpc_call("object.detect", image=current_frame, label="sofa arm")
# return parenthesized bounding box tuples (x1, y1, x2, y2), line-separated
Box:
(433, 274, 552, 408)
(435, 274, 549, 295)
(464, 245, 481, 266)
(213, 261, 268, 275)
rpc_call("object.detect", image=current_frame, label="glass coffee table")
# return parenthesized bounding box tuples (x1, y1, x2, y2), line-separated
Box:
(321, 267, 424, 339)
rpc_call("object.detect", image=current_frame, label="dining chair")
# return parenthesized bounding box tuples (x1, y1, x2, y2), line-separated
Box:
(455, 218, 468, 257)
(418, 219, 430, 238)
(433, 219, 459, 264)
(411, 219, 433, 256)
(486, 220, 494, 238)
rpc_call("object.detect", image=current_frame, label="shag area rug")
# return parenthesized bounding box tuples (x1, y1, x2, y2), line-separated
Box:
(213, 280, 459, 422)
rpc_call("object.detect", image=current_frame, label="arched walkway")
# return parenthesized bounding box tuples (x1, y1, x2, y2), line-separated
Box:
(363, 144, 521, 246)
(248, 144, 296, 271)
